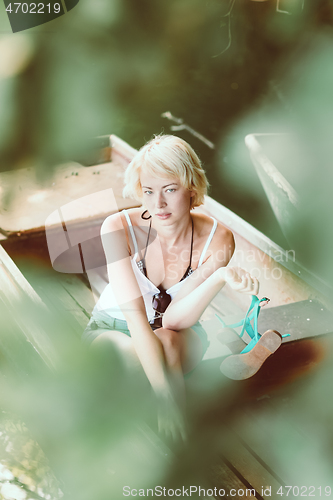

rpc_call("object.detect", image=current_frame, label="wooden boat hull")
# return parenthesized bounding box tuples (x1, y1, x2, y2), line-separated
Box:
(0, 134, 332, 387)
(1, 134, 332, 500)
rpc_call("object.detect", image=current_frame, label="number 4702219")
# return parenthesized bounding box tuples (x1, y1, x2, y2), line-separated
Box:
(277, 486, 332, 496)
(6, 3, 61, 14)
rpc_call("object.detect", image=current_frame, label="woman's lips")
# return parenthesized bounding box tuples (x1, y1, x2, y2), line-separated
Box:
(156, 213, 171, 219)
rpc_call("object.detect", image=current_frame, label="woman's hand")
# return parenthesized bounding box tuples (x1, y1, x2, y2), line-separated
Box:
(156, 390, 187, 442)
(218, 266, 259, 295)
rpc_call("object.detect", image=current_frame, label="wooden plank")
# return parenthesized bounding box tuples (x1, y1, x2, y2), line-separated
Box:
(32, 276, 90, 335)
(245, 134, 298, 207)
(230, 407, 294, 485)
(230, 398, 333, 490)
(0, 245, 45, 307)
(15, 257, 90, 338)
(258, 300, 333, 342)
(59, 274, 96, 316)
(210, 458, 258, 498)
(0, 245, 57, 370)
(221, 428, 283, 499)
(198, 198, 332, 300)
(0, 157, 138, 235)
(9, 253, 92, 339)
(86, 268, 108, 299)
(110, 134, 137, 165)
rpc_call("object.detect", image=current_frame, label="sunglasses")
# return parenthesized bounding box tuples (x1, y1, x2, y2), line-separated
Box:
(151, 287, 172, 329)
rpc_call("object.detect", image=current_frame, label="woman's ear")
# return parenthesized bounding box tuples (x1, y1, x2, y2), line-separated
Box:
(189, 190, 195, 209)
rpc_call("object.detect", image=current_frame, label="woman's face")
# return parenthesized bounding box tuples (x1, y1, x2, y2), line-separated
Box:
(140, 170, 194, 223)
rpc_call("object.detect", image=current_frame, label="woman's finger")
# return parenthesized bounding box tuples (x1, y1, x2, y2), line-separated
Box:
(244, 274, 253, 292)
(239, 274, 258, 294)
(247, 273, 257, 293)
(228, 270, 259, 296)
(237, 274, 251, 292)
(252, 277, 260, 295)
(245, 275, 259, 295)
(231, 279, 247, 291)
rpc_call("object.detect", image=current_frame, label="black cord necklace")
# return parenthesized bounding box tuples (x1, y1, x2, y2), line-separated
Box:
(138, 217, 194, 329)
(140, 217, 194, 282)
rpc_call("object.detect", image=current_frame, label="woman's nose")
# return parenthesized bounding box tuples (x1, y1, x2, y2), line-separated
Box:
(156, 193, 166, 208)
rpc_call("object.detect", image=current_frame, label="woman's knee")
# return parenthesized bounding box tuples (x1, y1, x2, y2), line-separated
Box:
(154, 328, 183, 369)
(155, 328, 182, 351)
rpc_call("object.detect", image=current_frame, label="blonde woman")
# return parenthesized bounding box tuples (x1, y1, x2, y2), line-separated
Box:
(82, 135, 259, 439)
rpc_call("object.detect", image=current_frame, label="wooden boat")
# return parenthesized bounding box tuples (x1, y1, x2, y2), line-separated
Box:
(1, 133, 332, 380)
(244, 133, 300, 247)
(1, 134, 332, 498)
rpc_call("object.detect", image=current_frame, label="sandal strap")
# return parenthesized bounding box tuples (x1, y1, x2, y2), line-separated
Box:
(216, 295, 290, 353)
(217, 295, 264, 340)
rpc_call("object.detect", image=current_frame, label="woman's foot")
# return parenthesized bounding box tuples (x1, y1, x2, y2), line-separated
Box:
(220, 329, 282, 380)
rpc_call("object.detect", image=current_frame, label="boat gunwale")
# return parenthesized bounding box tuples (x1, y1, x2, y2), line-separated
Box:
(200, 196, 332, 300)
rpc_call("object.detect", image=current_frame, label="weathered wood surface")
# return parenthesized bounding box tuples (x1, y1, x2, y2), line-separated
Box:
(0, 244, 58, 372)
(229, 393, 333, 492)
(0, 136, 138, 236)
(197, 199, 331, 308)
(245, 133, 299, 246)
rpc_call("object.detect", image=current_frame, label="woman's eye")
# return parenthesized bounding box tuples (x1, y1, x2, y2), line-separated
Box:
(144, 190, 153, 195)
(166, 188, 175, 193)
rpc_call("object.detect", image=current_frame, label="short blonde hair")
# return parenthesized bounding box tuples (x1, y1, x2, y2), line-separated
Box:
(123, 135, 209, 208)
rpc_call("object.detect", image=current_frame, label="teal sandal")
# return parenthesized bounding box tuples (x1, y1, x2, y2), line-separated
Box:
(216, 296, 289, 380)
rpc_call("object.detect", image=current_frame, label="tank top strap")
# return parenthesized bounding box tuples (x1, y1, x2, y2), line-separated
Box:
(198, 217, 218, 266)
(121, 210, 139, 255)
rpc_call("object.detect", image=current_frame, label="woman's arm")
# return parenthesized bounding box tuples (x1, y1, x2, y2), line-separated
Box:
(163, 228, 259, 330)
(101, 213, 172, 395)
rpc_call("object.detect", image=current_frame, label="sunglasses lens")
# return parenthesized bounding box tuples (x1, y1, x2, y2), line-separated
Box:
(152, 291, 171, 313)
(152, 294, 161, 312)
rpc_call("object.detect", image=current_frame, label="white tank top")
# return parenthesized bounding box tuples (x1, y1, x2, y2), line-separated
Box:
(93, 210, 218, 322)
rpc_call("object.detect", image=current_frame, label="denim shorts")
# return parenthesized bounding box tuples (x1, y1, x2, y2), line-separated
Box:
(82, 309, 210, 357)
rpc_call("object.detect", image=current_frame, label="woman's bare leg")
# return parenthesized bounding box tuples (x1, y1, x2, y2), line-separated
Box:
(153, 327, 203, 409)
(90, 327, 203, 413)
(178, 328, 204, 374)
(153, 328, 185, 409)
(91, 330, 141, 371)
